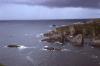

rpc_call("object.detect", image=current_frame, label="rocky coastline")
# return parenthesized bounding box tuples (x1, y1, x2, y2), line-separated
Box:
(41, 19, 100, 47)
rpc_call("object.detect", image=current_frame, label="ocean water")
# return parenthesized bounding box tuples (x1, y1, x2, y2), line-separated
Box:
(0, 20, 100, 66)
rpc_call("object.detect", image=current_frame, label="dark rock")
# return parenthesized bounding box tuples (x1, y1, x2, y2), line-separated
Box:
(7, 45, 20, 48)
(52, 24, 56, 27)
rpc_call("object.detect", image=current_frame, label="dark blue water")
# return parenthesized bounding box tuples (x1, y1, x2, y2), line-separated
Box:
(0, 20, 100, 66)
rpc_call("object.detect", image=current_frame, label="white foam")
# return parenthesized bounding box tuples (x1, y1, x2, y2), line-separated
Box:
(41, 48, 48, 51)
(18, 45, 27, 50)
(44, 46, 48, 48)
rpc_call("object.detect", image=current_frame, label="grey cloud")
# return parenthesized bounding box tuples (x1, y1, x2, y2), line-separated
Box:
(40, 0, 100, 8)
(0, 0, 100, 8)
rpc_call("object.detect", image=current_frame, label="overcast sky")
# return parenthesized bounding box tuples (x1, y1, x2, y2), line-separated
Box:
(0, 0, 100, 20)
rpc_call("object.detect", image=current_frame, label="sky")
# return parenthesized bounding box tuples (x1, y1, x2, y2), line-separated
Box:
(0, 0, 100, 20)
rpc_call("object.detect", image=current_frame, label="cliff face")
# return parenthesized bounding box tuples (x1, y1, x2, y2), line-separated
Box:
(41, 19, 100, 46)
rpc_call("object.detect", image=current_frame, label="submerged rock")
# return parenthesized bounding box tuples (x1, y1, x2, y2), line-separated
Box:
(7, 45, 20, 48)
(52, 24, 56, 27)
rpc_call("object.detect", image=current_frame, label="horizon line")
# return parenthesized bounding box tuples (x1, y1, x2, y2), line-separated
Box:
(0, 18, 100, 21)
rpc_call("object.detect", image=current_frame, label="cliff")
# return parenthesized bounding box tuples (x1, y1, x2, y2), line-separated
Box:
(41, 19, 100, 46)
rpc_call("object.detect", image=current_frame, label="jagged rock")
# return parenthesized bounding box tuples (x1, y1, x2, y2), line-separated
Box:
(52, 24, 56, 27)
(71, 34, 83, 46)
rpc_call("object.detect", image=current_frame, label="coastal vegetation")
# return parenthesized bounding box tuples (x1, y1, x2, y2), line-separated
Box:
(0, 64, 5, 66)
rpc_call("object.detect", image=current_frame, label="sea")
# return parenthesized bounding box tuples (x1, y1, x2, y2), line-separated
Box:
(0, 19, 100, 66)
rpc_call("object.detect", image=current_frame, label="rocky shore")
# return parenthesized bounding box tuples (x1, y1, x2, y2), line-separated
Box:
(41, 19, 100, 47)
